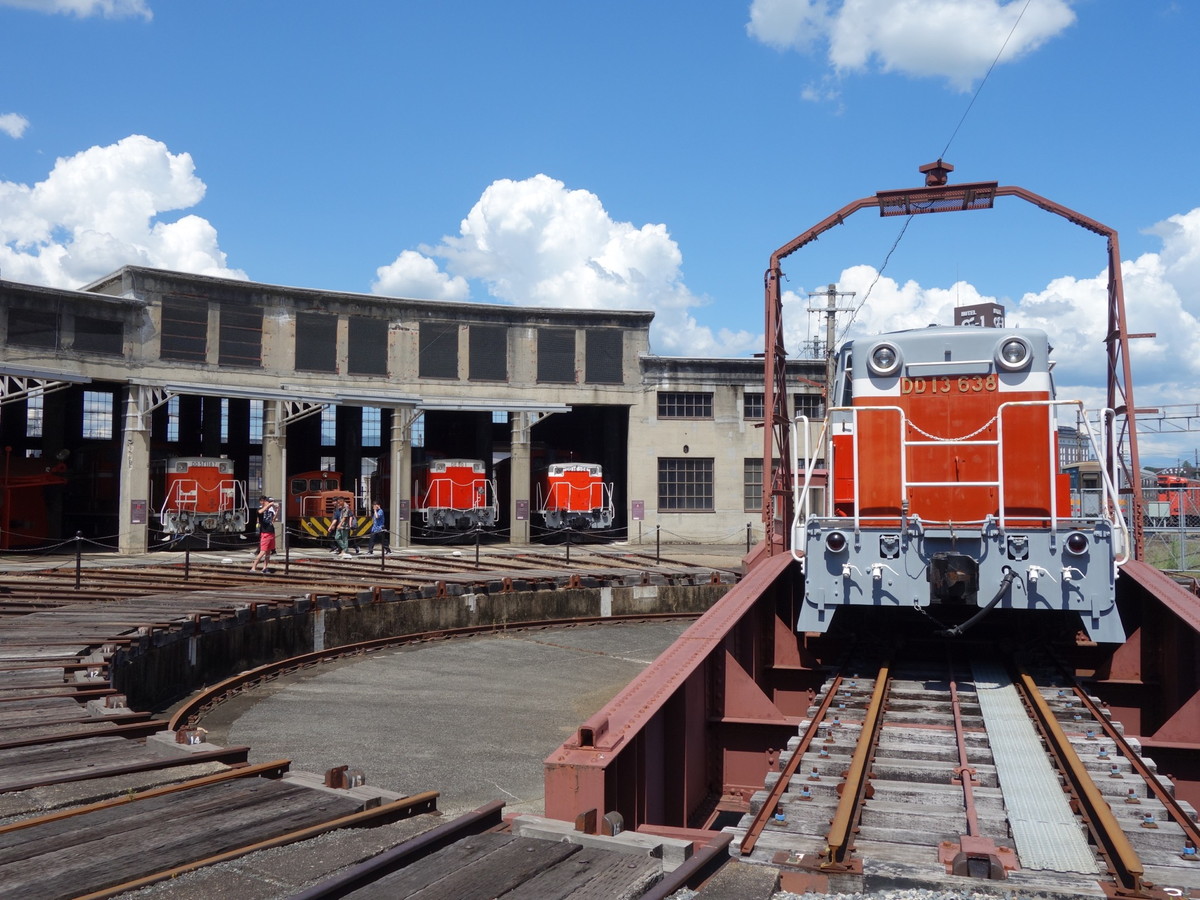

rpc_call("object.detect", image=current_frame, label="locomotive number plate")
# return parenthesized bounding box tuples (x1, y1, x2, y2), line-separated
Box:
(901, 374, 998, 395)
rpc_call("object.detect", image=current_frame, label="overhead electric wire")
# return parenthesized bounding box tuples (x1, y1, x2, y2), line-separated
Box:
(835, 0, 1036, 346)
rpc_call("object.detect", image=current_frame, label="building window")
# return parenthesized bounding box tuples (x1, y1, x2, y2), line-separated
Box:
(219, 306, 262, 368)
(296, 312, 337, 373)
(585, 330, 623, 384)
(411, 414, 425, 448)
(362, 407, 381, 446)
(166, 396, 180, 443)
(82, 390, 114, 440)
(793, 393, 825, 419)
(658, 458, 714, 511)
(160, 298, 208, 362)
(8, 309, 59, 349)
(469, 324, 507, 381)
(348, 317, 388, 376)
(321, 405, 336, 446)
(537, 328, 575, 383)
(74, 315, 123, 356)
(249, 399, 263, 443)
(657, 391, 713, 419)
(419, 321, 458, 379)
(26, 388, 43, 438)
(743, 393, 765, 420)
(744, 458, 763, 512)
(744, 457, 783, 511)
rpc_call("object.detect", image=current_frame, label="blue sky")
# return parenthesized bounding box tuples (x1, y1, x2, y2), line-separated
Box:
(2, 0, 1198, 464)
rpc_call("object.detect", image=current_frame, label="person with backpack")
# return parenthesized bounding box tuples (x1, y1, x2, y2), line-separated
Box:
(250, 496, 278, 573)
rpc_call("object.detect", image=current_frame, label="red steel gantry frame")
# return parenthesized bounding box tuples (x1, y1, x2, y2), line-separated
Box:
(543, 166, 1200, 841)
(762, 160, 1147, 558)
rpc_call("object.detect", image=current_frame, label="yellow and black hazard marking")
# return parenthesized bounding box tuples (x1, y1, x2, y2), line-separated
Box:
(298, 516, 371, 539)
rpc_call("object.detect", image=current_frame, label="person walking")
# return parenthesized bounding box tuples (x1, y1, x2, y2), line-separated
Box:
(250, 496, 278, 573)
(367, 501, 389, 555)
(329, 498, 353, 559)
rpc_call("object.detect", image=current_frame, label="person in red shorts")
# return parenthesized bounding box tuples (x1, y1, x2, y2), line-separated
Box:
(250, 496, 278, 573)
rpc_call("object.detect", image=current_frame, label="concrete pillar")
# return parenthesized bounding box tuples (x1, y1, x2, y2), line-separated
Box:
(509, 413, 532, 545)
(118, 387, 151, 554)
(262, 401, 286, 548)
(391, 407, 412, 547)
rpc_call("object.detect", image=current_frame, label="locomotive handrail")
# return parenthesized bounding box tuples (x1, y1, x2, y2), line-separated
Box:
(790, 414, 823, 565)
(794, 399, 1129, 566)
(996, 399, 1129, 565)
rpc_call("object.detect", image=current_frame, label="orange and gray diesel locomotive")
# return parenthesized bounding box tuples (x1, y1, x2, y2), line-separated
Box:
(535, 462, 614, 531)
(795, 325, 1129, 643)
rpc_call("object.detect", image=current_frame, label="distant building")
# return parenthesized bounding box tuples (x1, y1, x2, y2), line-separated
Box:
(0, 267, 824, 551)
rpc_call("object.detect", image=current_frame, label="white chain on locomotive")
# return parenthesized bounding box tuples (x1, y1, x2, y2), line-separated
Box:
(792, 325, 1129, 643)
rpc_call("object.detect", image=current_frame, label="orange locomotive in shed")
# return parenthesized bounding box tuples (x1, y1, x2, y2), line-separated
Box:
(797, 325, 1128, 643)
(158, 456, 248, 536)
(414, 458, 498, 532)
(536, 462, 614, 531)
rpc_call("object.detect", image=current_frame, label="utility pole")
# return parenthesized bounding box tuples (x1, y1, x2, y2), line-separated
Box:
(807, 284, 855, 410)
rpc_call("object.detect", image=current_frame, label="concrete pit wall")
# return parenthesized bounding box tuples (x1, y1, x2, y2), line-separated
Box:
(114, 582, 730, 711)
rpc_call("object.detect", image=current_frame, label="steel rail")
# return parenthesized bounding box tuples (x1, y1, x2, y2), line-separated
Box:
(1063, 680, 1200, 850)
(739, 672, 845, 856)
(286, 799, 502, 900)
(949, 675, 982, 837)
(0, 743, 252, 794)
(0, 718, 166, 750)
(641, 832, 735, 899)
(168, 613, 699, 732)
(1016, 669, 1147, 897)
(72, 790, 441, 900)
(824, 661, 892, 870)
(0, 758, 293, 835)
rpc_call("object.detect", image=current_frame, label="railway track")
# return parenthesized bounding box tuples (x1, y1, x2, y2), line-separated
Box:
(0, 543, 732, 608)
(731, 642, 1200, 898)
(0, 547, 732, 899)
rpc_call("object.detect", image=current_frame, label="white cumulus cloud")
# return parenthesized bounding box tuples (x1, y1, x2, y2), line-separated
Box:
(0, 113, 29, 139)
(372, 250, 469, 302)
(0, 134, 244, 287)
(372, 174, 760, 357)
(0, 0, 151, 19)
(748, 0, 1076, 92)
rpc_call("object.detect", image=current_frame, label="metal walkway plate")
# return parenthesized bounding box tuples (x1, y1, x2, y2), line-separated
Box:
(972, 661, 1099, 873)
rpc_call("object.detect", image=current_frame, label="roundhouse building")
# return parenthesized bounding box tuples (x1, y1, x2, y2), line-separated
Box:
(0, 267, 824, 552)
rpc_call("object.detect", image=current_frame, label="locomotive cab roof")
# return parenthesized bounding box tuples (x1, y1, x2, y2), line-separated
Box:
(843, 325, 1052, 381)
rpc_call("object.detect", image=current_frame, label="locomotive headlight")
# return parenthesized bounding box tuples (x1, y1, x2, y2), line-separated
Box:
(996, 336, 1032, 371)
(867, 342, 901, 376)
(825, 531, 848, 553)
(1065, 531, 1089, 556)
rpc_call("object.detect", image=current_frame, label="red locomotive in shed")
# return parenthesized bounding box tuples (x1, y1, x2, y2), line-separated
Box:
(536, 462, 614, 531)
(797, 325, 1128, 643)
(415, 458, 497, 532)
(158, 456, 249, 536)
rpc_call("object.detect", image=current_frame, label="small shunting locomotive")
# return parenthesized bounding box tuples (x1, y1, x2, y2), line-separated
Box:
(796, 325, 1128, 643)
